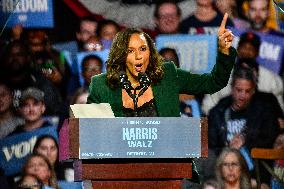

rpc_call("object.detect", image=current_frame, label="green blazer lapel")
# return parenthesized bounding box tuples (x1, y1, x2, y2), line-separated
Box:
(110, 87, 124, 117)
(152, 84, 162, 117)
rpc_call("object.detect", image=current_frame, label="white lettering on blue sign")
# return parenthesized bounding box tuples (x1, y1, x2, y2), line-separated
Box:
(126, 151, 147, 156)
(259, 42, 281, 61)
(1, 0, 48, 13)
(164, 40, 209, 72)
(122, 128, 157, 140)
(127, 140, 152, 148)
(2, 136, 37, 161)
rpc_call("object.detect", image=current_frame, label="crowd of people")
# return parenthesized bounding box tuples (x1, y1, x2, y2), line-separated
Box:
(0, 0, 284, 188)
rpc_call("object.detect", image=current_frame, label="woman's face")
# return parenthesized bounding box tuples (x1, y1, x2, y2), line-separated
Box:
(221, 152, 241, 185)
(25, 156, 51, 185)
(126, 33, 150, 83)
(35, 138, 58, 166)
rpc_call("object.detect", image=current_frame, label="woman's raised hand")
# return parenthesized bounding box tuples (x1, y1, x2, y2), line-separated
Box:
(218, 13, 234, 55)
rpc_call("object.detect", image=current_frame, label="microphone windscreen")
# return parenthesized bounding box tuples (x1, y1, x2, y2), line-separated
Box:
(119, 71, 132, 90)
(138, 72, 150, 88)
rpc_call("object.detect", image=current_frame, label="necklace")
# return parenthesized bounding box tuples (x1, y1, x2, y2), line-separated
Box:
(131, 82, 140, 88)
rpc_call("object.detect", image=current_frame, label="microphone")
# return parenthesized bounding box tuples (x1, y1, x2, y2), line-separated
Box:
(138, 72, 151, 88)
(138, 72, 151, 97)
(119, 71, 133, 91)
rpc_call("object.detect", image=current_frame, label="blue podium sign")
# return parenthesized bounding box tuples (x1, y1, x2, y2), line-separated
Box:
(79, 117, 201, 159)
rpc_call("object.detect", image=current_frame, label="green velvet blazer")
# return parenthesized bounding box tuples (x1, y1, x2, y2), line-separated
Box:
(87, 48, 236, 117)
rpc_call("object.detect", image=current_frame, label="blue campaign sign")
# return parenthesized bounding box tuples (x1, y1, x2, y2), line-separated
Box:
(0, 126, 58, 176)
(76, 49, 109, 86)
(0, 0, 54, 28)
(156, 34, 217, 74)
(230, 28, 284, 74)
(79, 117, 202, 159)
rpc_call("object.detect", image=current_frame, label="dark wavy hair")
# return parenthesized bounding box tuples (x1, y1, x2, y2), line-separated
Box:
(106, 28, 164, 89)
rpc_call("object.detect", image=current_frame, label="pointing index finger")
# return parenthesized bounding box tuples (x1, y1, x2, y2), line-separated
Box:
(219, 13, 228, 34)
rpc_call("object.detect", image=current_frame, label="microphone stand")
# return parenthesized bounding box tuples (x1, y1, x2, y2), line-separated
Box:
(120, 72, 150, 117)
(125, 83, 149, 117)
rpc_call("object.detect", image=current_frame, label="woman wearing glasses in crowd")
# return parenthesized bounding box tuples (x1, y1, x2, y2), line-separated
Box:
(215, 148, 251, 189)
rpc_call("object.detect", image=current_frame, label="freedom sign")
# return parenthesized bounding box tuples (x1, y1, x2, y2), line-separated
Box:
(0, 0, 54, 28)
(156, 34, 217, 74)
(0, 126, 58, 176)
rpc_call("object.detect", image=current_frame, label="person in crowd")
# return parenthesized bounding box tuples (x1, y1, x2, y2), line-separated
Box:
(81, 54, 103, 88)
(25, 29, 71, 99)
(10, 87, 54, 135)
(271, 130, 284, 188)
(208, 66, 280, 186)
(8, 24, 23, 43)
(70, 87, 89, 105)
(53, 16, 99, 97)
(153, 1, 181, 35)
(16, 174, 43, 189)
(179, 0, 234, 35)
(246, 0, 283, 35)
(215, 148, 251, 189)
(22, 154, 59, 189)
(159, 47, 180, 68)
(52, 16, 98, 55)
(246, 0, 284, 94)
(87, 14, 236, 117)
(202, 31, 284, 114)
(215, 0, 250, 29)
(33, 135, 58, 172)
(0, 40, 63, 116)
(33, 135, 74, 182)
(97, 19, 120, 49)
(83, 36, 104, 52)
(75, 16, 99, 52)
(0, 79, 24, 139)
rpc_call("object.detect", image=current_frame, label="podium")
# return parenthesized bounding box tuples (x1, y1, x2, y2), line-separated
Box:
(59, 117, 208, 189)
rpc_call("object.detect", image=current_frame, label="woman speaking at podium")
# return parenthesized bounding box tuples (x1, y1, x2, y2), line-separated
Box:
(87, 13, 236, 117)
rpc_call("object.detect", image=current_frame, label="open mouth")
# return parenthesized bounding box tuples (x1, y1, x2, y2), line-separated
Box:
(135, 63, 143, 72)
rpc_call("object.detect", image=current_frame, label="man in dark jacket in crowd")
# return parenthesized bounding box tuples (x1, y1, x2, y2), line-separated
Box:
(208, 64, 280, 185)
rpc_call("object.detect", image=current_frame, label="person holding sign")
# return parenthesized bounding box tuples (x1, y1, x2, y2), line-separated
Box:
(87, 13, 236, 117)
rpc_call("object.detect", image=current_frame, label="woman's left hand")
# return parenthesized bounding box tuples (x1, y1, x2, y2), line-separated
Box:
(218, 13, 234, 55)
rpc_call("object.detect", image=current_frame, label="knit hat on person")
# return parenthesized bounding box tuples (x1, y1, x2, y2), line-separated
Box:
(20, 87, 44, 105)
(238, 31, 261, 53)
